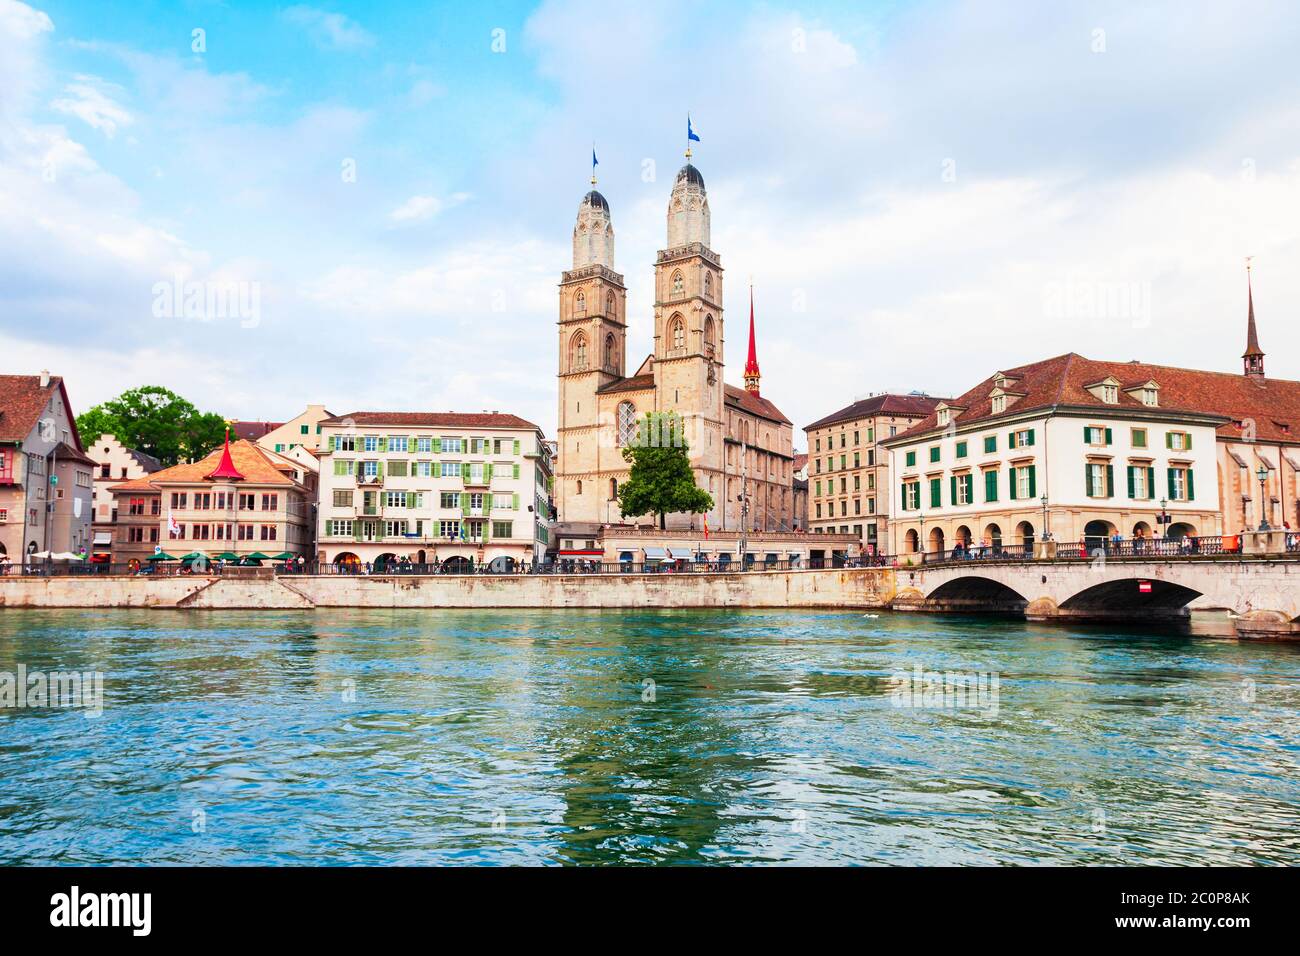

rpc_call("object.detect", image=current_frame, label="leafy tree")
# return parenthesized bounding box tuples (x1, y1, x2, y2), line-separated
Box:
(76, 386, 228, 466)
(617, 411, 714, 529)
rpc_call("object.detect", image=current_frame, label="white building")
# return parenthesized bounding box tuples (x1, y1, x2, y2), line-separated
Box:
(316, 411, 554, 571)
(882, 355, 1226, 557)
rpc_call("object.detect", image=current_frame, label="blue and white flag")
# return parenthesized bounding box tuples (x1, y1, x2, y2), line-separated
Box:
(687, 115, 700, 143)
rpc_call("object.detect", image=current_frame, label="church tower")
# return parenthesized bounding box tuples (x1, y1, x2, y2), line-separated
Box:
(1243, 259, 1265, 379)
(653, 157, 726, 525)
(556, 182, 627, 522)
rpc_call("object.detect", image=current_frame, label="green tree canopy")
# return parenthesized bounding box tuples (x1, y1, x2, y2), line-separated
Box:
(617, 411, 714, 529)
(76, 386, 228, 466)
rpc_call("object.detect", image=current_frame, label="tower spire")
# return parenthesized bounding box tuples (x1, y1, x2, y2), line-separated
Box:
(1243, 257, 1265, 378)
(744, 283, 761, 395)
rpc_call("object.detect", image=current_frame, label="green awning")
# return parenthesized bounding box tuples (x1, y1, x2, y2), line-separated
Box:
(269, 551, 296, 561)
(146, 552, 178, 561)
(213, 552, 240, 561)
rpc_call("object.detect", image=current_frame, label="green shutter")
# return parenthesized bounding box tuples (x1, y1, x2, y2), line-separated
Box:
(1146, 468, 1154, 500)
(1105, 464, 1114, 498)
(512, 493, 519, 510)
(327, 436, 336, 451)
(1166, 432, 1173, 449)
(378, 437, 387, 452)
(950, 475, 957, 505)
(1127, 466, 1135, 498)
(486, 464, 493, 482)
(1027, 465, 1037, 499)
(1185, 433, 1192, 450)
(376, 461, 384, 479)
(1026, 428, 1035, 446)
(1008, 431, 1016, 449)
(513, 464, 520, 479)
(1008, 466, 1017, 500)
(1084, 464, 1093, 497)
(985, 470, 997, 502)
(1187, 469, 1195, 500)
(406, 492, 414, 508)
(513, 439, 521, 456)
(1167, 468, 1176, 499)
(1105, 427, 1113, 445)
(462, 463, 470, 482)
(1084, 425, 1091, 441)
(409, 436, 417, 454)
(433, 438, 441, 453)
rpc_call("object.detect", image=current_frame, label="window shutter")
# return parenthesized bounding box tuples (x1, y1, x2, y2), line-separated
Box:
(513, 464, 520, 479)
(378, 437, 387, 452)
(406, 492, 414, 509)
(1105, 464, 1114, 498)
(985, 470, 997, 502)
(1084, 464, 1093, 497)
(1185, 433, 1192, 450)
(1026, 428, 1035, 446)
(1187, 469, 1195, 500)
(433, 438, 441, 453)
(900, 483, 907, 510)
(327, 436, 335, 451)
(462, 463, 470, 482)
(376, 461, 384, 479)
(513, 493, 519, 510)
(486, 464, 494, 482)
(1105, 427, 1112, 445)
(1167, 468, 1176, 499)
(1084, 425, 1090, 441)
(950, 475, 957, 505)
(1028, 465, 1037, 499)
(1146, 467, 1155, 499)
(1165, 432, 1173, 450)
(1008, 466, 1017, 499)
(513, 439, 521, 456)
(1008, 431, 1017, 449)
(1127, 466, 1135, 498)
(409, 436, 417, 454)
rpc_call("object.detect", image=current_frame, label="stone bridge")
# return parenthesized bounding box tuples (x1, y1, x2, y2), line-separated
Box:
(891, 556, 1300, 636)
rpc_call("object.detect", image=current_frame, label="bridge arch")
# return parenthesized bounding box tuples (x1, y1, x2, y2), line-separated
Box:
(1059, 577, 1203, 614)
(926, 575, 1030, 614)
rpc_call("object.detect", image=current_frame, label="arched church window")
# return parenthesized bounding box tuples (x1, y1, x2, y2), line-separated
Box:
(604, 333, 617, 370)
(670, 317, 685, 350)
(605, 291, 615, 316)
(574, 291, 586, 315)
(704, 272, 713, 297)
(704, 315, 716, 355)
(671, 271, 684, 297)
(609, 478, 618, 500)
(571, 332, 588, 370)
(617, 401, 638, 447)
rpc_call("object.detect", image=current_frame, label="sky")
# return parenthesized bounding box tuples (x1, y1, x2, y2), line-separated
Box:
(3, 0, 1299, 447)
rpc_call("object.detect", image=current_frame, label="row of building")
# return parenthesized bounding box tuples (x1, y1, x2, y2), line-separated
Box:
(803, 266, 1298, 558)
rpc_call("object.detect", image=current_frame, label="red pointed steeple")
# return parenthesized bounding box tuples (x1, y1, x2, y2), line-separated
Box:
(206, 427, 246, 481)
(1243, 258, 1265, 378)
(743, 284, 761, 395)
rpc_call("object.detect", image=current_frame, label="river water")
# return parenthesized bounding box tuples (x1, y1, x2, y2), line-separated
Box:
(1, 608, 1297, 865)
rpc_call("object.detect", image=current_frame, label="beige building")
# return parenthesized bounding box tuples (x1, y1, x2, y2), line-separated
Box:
(554, 521, 860, 569)
(88, 433, 161, 563)
(249, 404, 335, 455)
(555, 160, 797, 533)
(109, 437, 316, 567)
(316, 411, 554, 571)
(804, 393, 943, 553)
(0, 372, 94, 566)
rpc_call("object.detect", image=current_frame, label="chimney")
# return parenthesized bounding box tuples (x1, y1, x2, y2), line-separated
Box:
(39, 369, 50, 387)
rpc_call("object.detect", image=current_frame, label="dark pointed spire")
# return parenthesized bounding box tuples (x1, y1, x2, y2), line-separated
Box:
(744, 284, 761, 396)
(1243, 258, 1265, 378)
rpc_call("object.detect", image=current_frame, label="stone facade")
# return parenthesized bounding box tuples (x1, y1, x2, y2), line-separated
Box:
(555, 163, 796, 533)
(804, 394, 942, 552)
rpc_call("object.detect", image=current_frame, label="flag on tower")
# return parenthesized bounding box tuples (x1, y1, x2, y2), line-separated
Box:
(687, 115, 700, 143)
(592, 147, 598, 169)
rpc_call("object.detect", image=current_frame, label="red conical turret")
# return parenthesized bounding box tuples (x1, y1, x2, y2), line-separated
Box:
(743, 285, 761, 396)
(206, 428, 246, 481)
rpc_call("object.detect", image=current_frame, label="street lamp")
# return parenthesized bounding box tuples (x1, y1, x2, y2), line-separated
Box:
(1257, 465, 1270, 530)
(1039, 493, 1049, 542)
(918, 509, 926, 563)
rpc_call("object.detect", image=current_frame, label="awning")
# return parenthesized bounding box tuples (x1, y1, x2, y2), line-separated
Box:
(642, 547, 668, 560)
(93, 532, 112, 545)
(667, 548, 694, 560)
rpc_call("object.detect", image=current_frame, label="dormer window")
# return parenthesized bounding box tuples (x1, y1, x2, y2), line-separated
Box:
(991, 394, 1006, 414)
(937, 407, 950, 427)
(1141, 388, 1157, 406)
(1102, 385, 1118, 404)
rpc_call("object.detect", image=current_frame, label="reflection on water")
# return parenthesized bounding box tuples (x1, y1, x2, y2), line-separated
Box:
(1, 608, 1298, 865)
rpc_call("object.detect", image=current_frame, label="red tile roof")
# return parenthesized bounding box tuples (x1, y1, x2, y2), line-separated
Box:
(893, 352, 1300, 443)
(804, 393, 944, 432)
(0, 374, 81, 448)
(724, 384, 791, 425)
(321, 411, 539, 430)
(596, 374, 656, 395)
(108, 439, 300, 492)
(793, 453, 808, 471)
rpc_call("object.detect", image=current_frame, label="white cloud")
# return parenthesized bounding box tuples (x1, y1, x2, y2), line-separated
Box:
(49, 75, 132, 137)
(282, 5, 374, 51)
(388, 191, 470, 224)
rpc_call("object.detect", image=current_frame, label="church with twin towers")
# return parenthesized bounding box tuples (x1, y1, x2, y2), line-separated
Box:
(554, 149, 797, 532)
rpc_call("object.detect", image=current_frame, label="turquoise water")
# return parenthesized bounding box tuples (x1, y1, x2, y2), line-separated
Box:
(1, 608, 1298, 865)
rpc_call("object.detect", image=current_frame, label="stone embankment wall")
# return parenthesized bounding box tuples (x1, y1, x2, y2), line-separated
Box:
(0, 568, 897, 611)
